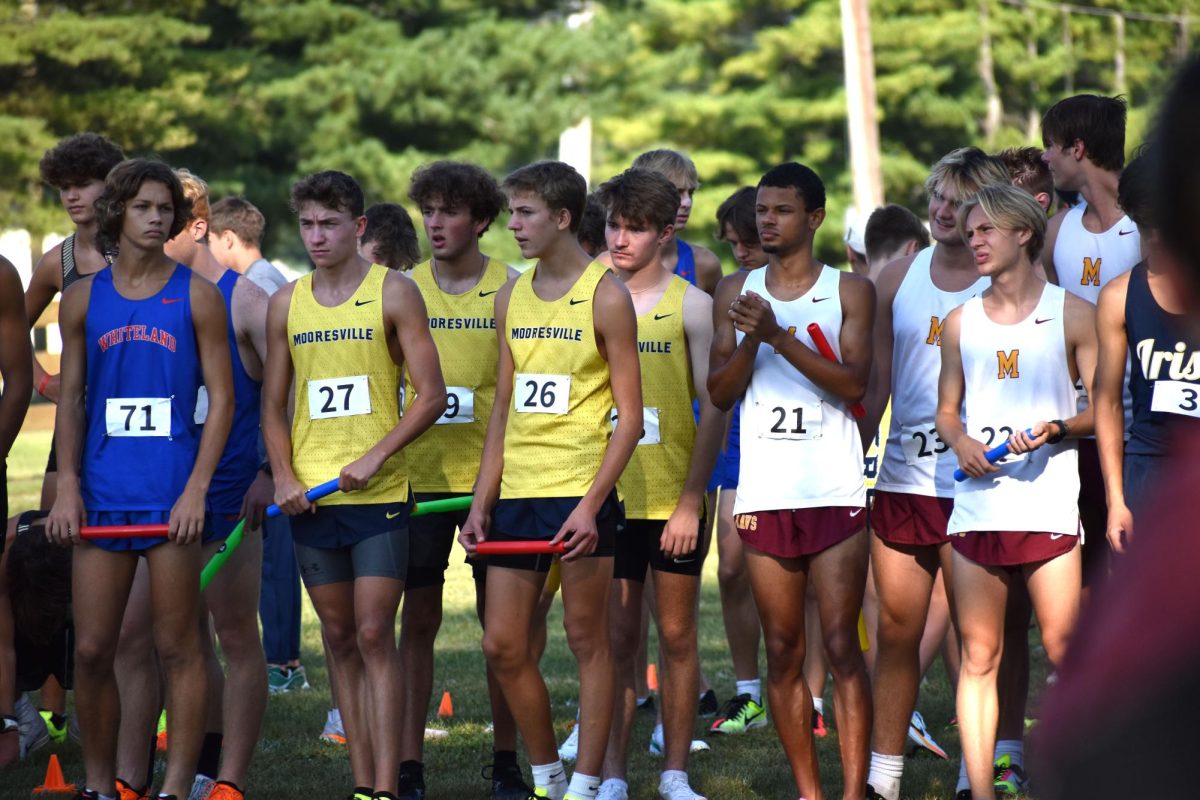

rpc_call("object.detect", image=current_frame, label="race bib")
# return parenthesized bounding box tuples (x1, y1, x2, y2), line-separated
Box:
(610, 406, 661, 446)
(900, 423, 948, 466)
(194, 386, 209, 425)
(307, 375, 371, 420)
(106, 397, 171, 437)
(437, 386, 476, 424)
(759, 401, 822, 440)
(515, 373, 570, 415)
(971, 423, 1026, 464)
(1151, 380, 1200, 418)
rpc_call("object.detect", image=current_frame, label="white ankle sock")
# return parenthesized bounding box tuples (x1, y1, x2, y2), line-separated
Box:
(567, 771, 600, 798)
(532, 760, 568, 799)
(812, 696, 824, 715)
(599, 778, 627, 793)
(866, 752, 904, 800)
(956, 756, 969, 793)
(995, 738, 1024, 768)
(735, 679, 761, 703)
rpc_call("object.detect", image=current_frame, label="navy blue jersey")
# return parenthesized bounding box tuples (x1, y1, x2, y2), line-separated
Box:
(1125, 262, 1200, 456)
(82, 265, 203, 512)
(674, 239, 696, 286)
(204, 270, 262, 514)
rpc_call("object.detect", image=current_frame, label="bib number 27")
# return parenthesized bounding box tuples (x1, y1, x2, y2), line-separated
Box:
(308, 375, 371, 420)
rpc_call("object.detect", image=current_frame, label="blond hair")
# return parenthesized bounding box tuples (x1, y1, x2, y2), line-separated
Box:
(631, 148, 699, 190)
(174, 168, 210, 225)
(925, 147, 1010, 202)
(956, 184, 1047, 261)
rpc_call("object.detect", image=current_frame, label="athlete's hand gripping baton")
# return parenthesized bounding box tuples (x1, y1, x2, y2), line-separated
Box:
(952, 428, 1034, 482)
(805, 323, 866, 419)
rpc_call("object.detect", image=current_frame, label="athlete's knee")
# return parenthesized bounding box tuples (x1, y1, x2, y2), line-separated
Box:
(481, 629, 527, 674)
(323, 621, 358, 661)
(762, 629, 804, 674)
(1039, 627, 1073, 667)
(608, 617, 640, 662)
(565, 620, 609, 664)
(959, 636, 1002, 677)
(155, 628, 203, 674)
(716, 560, 746, 591)
(75, 634, 119, 676)
(876, 605, 923, 651)
(823, 625, 867, 677)
(401, 596, 444, 646)
(656, 617, 696, 665)
(214, 617, 265, 663)
(355, 616, 396, 659)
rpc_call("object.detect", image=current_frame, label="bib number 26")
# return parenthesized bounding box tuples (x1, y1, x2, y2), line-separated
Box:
(515, 373, 570, 415)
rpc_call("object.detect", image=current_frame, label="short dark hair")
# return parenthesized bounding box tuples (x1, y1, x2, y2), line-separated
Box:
(577, 193, 607, 256)
(408, 161, 506, 236)
(1042, 94, 1128, 172)
(362, 203, 421, 271)
(997, 147, 1053, 200)
(502, 161, 587, 233)
(95, 159, 192, 255)
(290, 170, 365, 218)
(39, 132, 125, 189)
(864, 204, 930, 265)
(715, 187, 759, 245)
(210, 197, 266, 247)
(758, 162, 826, 212)
(1118, 146, 1158, 232)
(8, 513, 73, 647)
(595, 168, 679, 233)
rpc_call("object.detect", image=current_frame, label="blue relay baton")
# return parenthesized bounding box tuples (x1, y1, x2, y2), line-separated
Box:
(953, 429, 1034, 482)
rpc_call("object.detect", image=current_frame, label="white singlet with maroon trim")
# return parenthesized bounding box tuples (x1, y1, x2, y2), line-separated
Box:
(948, 285, 1080, 536)
(733, 265, 866, 515)
(876, 246, 988, 499)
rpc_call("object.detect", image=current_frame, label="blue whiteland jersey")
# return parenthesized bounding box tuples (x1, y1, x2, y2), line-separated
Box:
(82, 265, 203, 512)
(205, 270, 261, 513)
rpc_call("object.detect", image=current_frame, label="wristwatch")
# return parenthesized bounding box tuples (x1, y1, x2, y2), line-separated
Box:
(1046, 419, 1069, 445)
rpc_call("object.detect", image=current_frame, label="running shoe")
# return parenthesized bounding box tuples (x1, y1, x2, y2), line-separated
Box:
(906, 710, 948, 759)
(993, 753, 1028, 797)
(649, 727, 710, 756)
(116, 779, 150, 800)
(865, 786, 885, 800)
(321, 708, 347, 745)
(954, 792, 971, 800)
(483, 760, 535, 800)
(811, 709, 828, 738)
(204, 783, 245, 800)
(15, 694, 50, 758)
(709, 693, 767, 735)
(73, 792, 101, 800)
(596, 779, 629, 800)
(267, 664, 310, 694)
(396, 767, 425, 800)
(39, 709, 68, 744)
(187, 775, 215, 800)
(697, 689, 718, 718)
(557, 722, 579, 762)
(658, 773, 706, 800)
(636, 695, 656, 713)
(156, 710, 168, 752)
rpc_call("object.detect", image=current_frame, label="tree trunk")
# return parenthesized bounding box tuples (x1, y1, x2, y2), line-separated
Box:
(979, 0, 1003, 144)
(841, 0, 884, 210)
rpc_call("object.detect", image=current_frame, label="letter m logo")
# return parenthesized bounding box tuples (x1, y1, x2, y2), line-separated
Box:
(996, 349, 1020, 379)
(1081, 257, 1101, 286)
(926, 316, 945, 346)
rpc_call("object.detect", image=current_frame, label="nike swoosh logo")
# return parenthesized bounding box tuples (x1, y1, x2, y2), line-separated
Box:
(162, 297, 183, 304)
(385, 510, 402, 519)
(1118, 229, 1136, 236)
(812, 297, 830, 303)
(849, 508, 863, 517)
(479, 289, 499, 297)
(654, 313, 673, 320)
(569, 298, 587, 305)
(673, 556, 695, 564)
(1035, 317, 1054, 324)
(355, 299, 376, 306)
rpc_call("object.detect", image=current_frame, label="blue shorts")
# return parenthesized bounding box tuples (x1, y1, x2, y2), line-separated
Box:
(288, 498, 412, 549)
(85, 510, 171, 553)
(203, 511, 243, 544)
(706, 403, 741, 492)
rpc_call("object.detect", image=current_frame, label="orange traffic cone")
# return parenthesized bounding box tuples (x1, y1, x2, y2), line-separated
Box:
(32, 753, 77, 795)
(646, 663, 659, 692)
(437, 690, 454, 718)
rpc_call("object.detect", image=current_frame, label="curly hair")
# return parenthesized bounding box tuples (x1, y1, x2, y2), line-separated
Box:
(290, 170, 364, 218)
(362, 203, 421, 271)
(95, 159, 192, 255)
(408, 161, 506, 236)
(8, 513, 73, 646)
(39, 132, 125, 189)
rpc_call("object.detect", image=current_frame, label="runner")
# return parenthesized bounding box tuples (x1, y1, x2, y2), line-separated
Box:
(360, 203, 421, 272)
(261, 170, 446, 800)
(208, 197, 290, 295)
(709, 162, 874, 800)
(459, 160, 642, 800)
(46, 158, 235, 800)
(593, 168, 722, 800)
(863, 148, 1010, 800)
(936, 184, 1096, 800)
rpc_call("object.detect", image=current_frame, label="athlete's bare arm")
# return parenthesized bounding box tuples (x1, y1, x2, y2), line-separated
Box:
(1093, 275, 1133, 552)
(1040, 210, 1065, 286)
(172, 275, 235, 544)
(460, 279, 518, 552)
(45, 279, 94, 544)
(660, 285, 723, 559)
(732, 272, 875, 404)
(707, 270, 754, 410)
(553, 273, 642, 560)
(693, 243, 724, 296)
(861, 255, 915, 444)
(0, 258, 32, 461)
(337, 271, 447, 492)
(935, 307, 998, 479)
(229, 276, 274, 527)
(262, 284, 308, 515)
(23, 246, 66, 402)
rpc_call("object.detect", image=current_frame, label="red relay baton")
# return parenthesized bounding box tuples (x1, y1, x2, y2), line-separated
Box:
(806, 323, 866, 419)
(475, 541, 568, 555)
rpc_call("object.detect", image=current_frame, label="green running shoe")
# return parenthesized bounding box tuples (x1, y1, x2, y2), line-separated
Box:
(993, 753, 1028, 797)
(708, 693, 767, 734)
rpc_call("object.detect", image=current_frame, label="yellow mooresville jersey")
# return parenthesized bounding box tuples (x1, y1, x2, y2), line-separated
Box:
(618, 277, 696, 520)
(287, 264, 408, 505)
(501, 260, 614, 499)
(404, 258, 508, 493)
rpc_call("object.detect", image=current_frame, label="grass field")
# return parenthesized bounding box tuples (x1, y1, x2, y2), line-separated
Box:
(4, 405, 1039, 800)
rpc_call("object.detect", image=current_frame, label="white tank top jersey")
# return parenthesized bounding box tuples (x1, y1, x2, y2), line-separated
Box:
(733, 265, 866, 515)
(876, 246, 989, 498)
(1054, 201, 1140, 431)
(948, 285, 1080, 536)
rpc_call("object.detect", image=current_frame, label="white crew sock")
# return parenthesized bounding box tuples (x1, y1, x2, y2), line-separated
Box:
(598, 778, 627, 795)
(866, 752, 904, 800)
(532, 760, 568, 799)
(735, 679, 761, 703)
(812, 696, 824, 716)
(995, 738, 1024, 769)
(567, 771, 600, 798)
(956, 756, 970, 793)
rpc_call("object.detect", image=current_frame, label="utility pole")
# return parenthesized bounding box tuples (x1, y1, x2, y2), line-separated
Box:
(841, 0, 883, 213)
